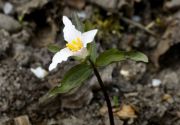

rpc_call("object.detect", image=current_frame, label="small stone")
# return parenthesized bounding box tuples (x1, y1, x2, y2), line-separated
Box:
(1, 103, 8, 111)
(77, 11, 86, 19)
(119, 61, 146, 81)
(47, 118, 57, 125)
(12, 30, 31, 44)
(152, 79, 161, 87)
(3, 2, 14, 15)
(132, 15, 141, 22)
(90, 64, 115, 89)
(88, 0, 118, 10)
(0, 14, 21, 33)
(14, 115, 31, 125)
(162, 72, 178, 90)
(165, 0, 180, 10)
(65, 0, 85, 9)
(0, 29, 11, 58)
(104, 114, 124, 125)
(61, 116, 84, 125)
(13, 43, 31, 66)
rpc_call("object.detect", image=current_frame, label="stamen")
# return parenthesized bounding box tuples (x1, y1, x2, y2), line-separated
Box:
(66, 37, 83, 52)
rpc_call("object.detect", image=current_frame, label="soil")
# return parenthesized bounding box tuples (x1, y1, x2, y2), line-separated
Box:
(0, 0, 180, 125)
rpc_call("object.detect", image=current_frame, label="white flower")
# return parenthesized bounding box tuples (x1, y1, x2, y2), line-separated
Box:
(31, 66, 48, 79)
(49, 16, 98, 71)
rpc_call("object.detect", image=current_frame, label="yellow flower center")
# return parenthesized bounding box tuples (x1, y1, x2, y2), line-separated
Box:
(66, 37, 83, 52)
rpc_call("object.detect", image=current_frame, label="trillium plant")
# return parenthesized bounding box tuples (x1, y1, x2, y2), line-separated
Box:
(47, 14, 148, 125)
(49, 16, 97, 71)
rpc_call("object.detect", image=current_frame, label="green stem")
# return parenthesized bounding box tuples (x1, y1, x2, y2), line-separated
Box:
(88, 59, 115, 125)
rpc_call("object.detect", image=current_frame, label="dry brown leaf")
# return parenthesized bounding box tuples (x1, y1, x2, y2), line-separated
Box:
(162, 94, 173, 103)
(100, 104, 137, 119)
(116, 104, 137, 119)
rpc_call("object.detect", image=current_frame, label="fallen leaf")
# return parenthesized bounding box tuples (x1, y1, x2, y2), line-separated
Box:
(162, 94, 173, 103)
(116, 104, 137, 119)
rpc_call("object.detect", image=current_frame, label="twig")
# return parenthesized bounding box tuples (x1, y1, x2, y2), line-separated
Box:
(120, 16, 158, 38)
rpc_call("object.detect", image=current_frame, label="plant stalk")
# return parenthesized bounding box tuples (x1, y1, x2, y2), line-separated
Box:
(88, 59, 115, 125)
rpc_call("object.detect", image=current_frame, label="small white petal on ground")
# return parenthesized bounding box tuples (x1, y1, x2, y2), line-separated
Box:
(30, 66, 48, 79)
(152, 79, 161, 87)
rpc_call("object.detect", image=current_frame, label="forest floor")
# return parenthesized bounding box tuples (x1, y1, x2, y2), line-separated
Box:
(0, 0, 180, 125)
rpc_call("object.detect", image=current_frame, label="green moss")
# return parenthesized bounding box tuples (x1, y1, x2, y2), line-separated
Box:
(84, 8, 123, 40)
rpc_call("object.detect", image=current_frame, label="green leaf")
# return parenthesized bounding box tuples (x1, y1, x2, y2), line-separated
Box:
(49, 63, 92, 96)
(127, 51, 148, 63)
(113, 96, 119, 107)
(87, 41, 97, 63)
(18, 14, 25, 24)
(96, 49, 126, 67)
(48, 44, 61, 53)
(96, 49, 148, 67)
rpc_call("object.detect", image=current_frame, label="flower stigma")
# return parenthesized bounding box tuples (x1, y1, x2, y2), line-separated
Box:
(66, 37, 83, 52)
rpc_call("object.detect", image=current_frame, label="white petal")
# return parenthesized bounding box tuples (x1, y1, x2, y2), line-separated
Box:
(62, 16, 82, 42)
(62, 16, 73, 26)
(82, 29, 98, 47)
(73, 48, 88, 58)
(49, 48, 73, 71)
(31, 66, 48, 79)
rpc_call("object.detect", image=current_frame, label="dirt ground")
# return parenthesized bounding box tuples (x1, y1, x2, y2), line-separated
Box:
(0, 0, 180, 125)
